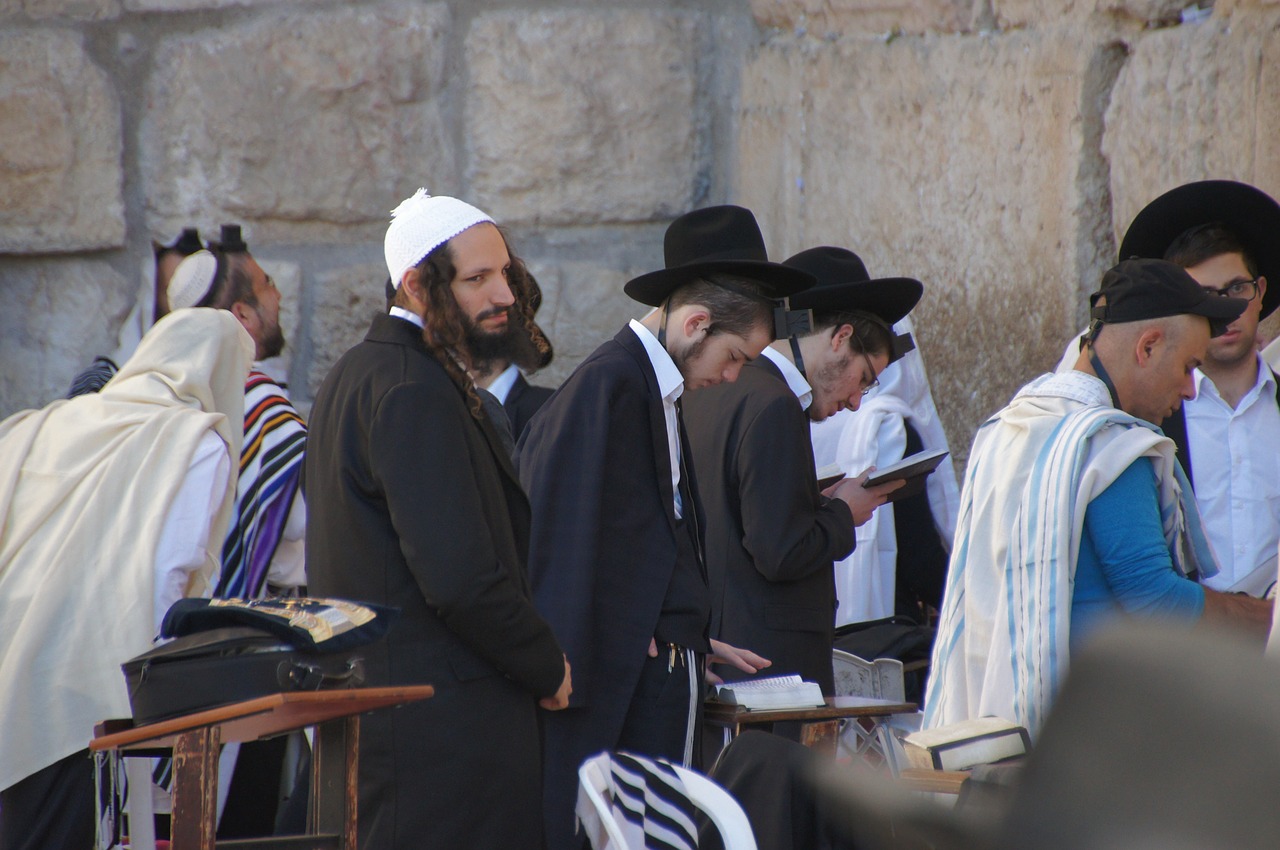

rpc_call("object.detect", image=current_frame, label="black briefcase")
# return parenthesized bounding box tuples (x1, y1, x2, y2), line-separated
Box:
(122, 625, 367, 725)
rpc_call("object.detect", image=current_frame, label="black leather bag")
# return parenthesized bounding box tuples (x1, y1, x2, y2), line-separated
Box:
(122, 624, 368, 725)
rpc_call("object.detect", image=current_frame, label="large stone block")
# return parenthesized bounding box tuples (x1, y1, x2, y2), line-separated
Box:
(305, 262, 389, 399)
(749, 0, 979, 35)
(991, 0, 1187, 28)
(0, 32, 123, 252)
(21, 0, 120, 20)
(466, 10, 699, 226)
(141, 4, 454, 245)
(124, 0, 281, 10)
(1104, 10, 1280, 246)
(736, 30, 1126, 458)
(0, 261, 133, 419)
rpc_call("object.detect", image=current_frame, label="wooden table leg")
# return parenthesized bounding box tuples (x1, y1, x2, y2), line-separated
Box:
(311, 714, 360, 850)
(170, 725, 220, 850)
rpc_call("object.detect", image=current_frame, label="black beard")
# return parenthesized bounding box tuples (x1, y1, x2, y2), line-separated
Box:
(464, 311, 520, 369)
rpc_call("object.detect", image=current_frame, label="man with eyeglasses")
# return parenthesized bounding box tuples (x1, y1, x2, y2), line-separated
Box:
(1119, 181, 1280, 597)
(681, 246, 919, 708)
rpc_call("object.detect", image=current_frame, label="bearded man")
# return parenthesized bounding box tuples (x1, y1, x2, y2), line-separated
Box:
(304, 190, 570, 850)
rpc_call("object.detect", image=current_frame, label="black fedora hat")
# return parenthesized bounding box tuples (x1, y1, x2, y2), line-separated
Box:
(624, 205, 815, 307)
(782, 246, 922, 325)
(1119, 180, 1280, 319)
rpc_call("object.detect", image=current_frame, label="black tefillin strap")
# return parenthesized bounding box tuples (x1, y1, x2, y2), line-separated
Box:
(1084, 309, 1123, 410)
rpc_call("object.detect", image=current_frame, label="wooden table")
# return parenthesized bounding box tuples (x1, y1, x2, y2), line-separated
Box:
(705, 695, 916, 754)
(90, 686, 434, 850)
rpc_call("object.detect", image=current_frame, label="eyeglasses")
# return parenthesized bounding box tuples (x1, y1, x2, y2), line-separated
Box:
(858, 349, 880, 396)
(1203, 278, 1260, 301)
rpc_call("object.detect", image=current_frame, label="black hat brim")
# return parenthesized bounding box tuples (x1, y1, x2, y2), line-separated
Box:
(788, 277, 923, 326)
(1119, 180, 1280, 319)
(623, 260, 815, 308)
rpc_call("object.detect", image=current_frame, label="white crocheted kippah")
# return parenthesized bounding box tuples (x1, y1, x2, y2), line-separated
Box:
(384, 188, 495, 289)
(168, 250, 219, 310)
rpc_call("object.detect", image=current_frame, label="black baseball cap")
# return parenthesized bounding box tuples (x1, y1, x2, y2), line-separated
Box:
(1089, 258, 1247, 338)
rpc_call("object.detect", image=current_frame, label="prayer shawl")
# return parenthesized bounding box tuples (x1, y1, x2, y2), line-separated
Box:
(810, 316, 961, 625)
(576, 752, 698, 850)
(923, 370, 1215, 737)
(215, 370, 306, 599)
(0, 309, 251, 792)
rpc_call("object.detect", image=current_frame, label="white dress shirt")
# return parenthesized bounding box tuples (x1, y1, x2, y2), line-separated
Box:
(760, 345, 813, 410)
(628, 319, 686, 518)
(1185, 356, 1280, 592)
(487, 363, 521, 404)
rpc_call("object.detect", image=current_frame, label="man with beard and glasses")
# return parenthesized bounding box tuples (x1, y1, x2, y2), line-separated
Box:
(304, 190, 571, 850)
(681, 246, 918, 708)
(518, 204, 815, 849)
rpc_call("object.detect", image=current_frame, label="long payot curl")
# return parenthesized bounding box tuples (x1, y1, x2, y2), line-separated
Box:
(505, 247, 554, 372)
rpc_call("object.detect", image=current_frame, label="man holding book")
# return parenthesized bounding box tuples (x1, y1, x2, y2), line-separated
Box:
(682, 246, 920, 698)
(925, 258, 1273, 738)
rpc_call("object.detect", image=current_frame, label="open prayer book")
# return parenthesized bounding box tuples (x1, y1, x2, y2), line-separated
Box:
(861, 448, 948, 502)
(713, 674, 826, 710)
(816, 463, 845, 489)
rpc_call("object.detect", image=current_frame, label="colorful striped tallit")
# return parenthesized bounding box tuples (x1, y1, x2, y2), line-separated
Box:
(215, 370, 306, 599)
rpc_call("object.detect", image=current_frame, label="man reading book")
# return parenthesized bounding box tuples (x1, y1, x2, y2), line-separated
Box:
(925, 258, 1273, 738)
(682, 246, 920, 703)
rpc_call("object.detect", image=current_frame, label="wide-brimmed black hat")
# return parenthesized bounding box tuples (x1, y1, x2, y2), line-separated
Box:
(782, 246, 922, 325)
(1119, 180, 1280, 319)
(1090, 258, 1246, 338)
(624, 205, 815, 307)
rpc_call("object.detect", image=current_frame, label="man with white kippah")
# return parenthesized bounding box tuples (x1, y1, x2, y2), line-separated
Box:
(304, 189, 571, 850)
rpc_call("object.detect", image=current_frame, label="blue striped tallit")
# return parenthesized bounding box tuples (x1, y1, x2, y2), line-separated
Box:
(215, 370, 306, 600)
(923, 371, 1216, 738)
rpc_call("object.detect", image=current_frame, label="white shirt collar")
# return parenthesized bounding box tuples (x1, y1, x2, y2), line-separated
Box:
(388, 305, 424, 329)
(761, 345, 813, 410)
(628, 319, 684, 403)
(486, 363, 521, 404)
(1192, 353, 1275, 401)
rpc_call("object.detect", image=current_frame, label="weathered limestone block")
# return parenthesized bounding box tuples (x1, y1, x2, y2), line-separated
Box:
(21, 0, 120, 20)
(466, 10, 699, 226)
(1105, 10, 1280, 242)
(736, 30, 1126, 457)
(124, 0, 281, 10)
(992, 0, 1187, 28)
(1216, 0, 1280, 15)
(305, 262, 389, 399)
(749, 0, 979, 35)
(0, 31, 124, 252)
(0, 261, 132, 419)
(142, 4, 453, 244)
(529, 256, 651, 389)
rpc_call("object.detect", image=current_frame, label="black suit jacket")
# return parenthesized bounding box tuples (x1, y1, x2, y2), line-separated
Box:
(304, 313, 564, 849)
(682, 356, 854, 694)
(504, 372, 554, 442)
(517, 325, 708, 849)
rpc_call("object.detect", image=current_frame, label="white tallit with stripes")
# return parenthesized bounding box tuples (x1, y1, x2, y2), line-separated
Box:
(923, 370, 1216, 737)
(576, 752, 698, 850)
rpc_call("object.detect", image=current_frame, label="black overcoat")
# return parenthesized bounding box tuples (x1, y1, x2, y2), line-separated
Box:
(517, 325, 707, 850)
(504, 372, 554, 443)
(303, 313, 564, 850)
(682, 356, 854, 694)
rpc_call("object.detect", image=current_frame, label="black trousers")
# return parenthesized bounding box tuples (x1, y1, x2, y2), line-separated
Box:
(615, 648, 702, 765)
(0, 750, 95, 850)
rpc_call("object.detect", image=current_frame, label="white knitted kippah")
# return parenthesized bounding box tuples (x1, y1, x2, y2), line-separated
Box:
(384, 188, 494, 289)
(168, 250, 220, 310)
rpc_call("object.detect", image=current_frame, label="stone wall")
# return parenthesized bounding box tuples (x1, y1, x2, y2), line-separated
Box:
(2, 0, 1278, 464)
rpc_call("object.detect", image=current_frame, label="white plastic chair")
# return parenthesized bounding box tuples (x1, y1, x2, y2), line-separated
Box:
(831, 648, 910, 762)
(576, 751, 757, 850)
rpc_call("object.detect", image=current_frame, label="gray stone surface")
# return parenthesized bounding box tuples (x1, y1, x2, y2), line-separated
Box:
(0, 31, 124, 252)
(21, 0, 120, 20)
(0, 261, 132, 419)
(1104, 9, 1280, 248)
(124, 0, 282, 10)
(141, 3, 454, 245)
(736, 29, 1126, 458)
(991, 0, 1187, 27)
(305, 262, 390, 399)
(749, 0, 980, 35)
(466, 9, 700, 225)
